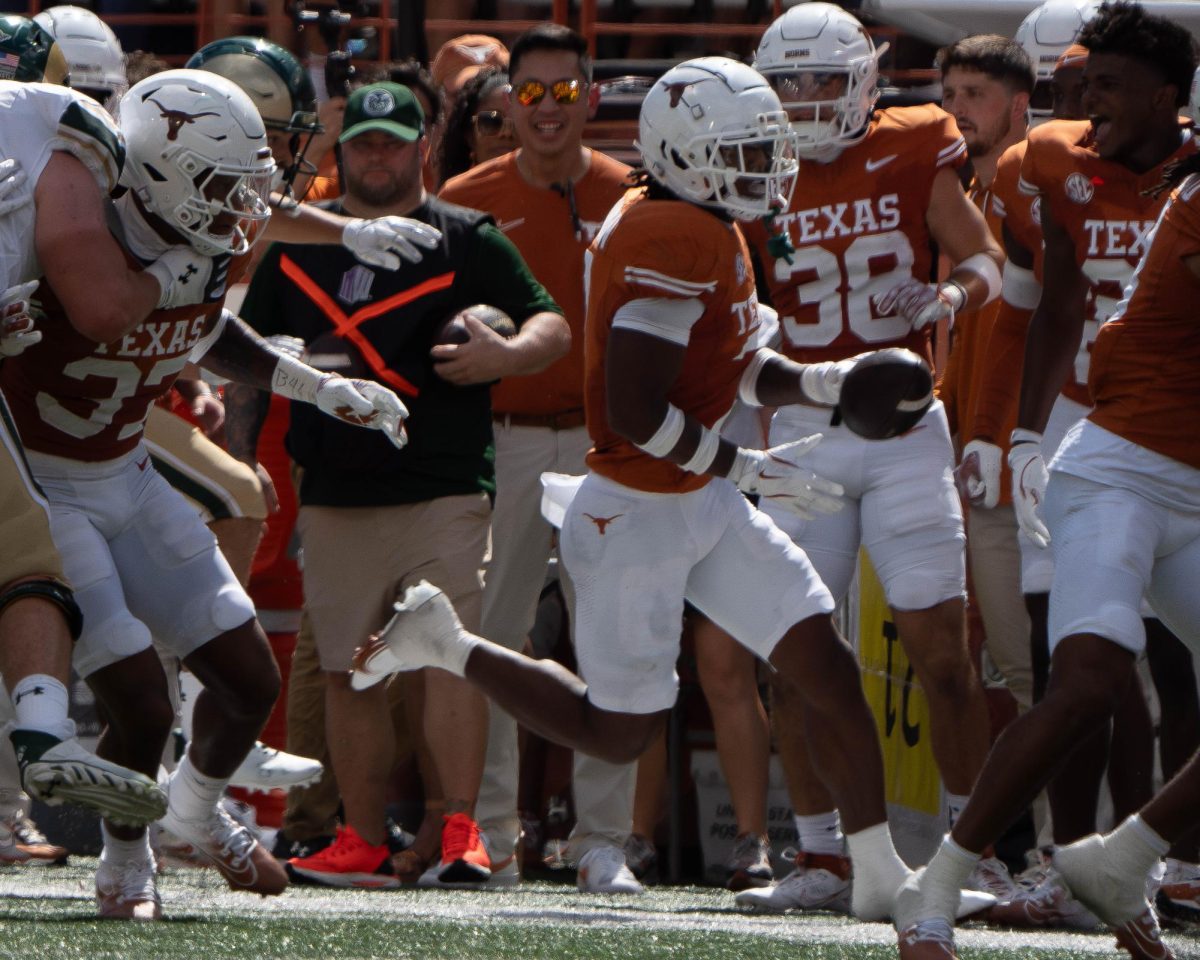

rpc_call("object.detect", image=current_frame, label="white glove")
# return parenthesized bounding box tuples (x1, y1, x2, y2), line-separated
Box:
(0, 158, 30, 217)
(146, 246, 216, 309)
(342, 217, 443, 270)
(875, 278, 966, 330)
(350, 378, 409, 449)
(799, 354, 864, 406)
(314, 375, 410, 448)
(1008, 430, 1050, 548)
(0, 281, 41, 358)
(264, 334, 308, 360)
(955, 439, 1003, 509)
(729, 434, 845, 519)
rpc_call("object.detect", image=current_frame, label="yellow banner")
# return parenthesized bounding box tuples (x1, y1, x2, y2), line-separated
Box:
(856, 552, 942, 816)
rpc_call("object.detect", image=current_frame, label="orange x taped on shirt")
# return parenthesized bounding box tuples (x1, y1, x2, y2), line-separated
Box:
(1018, 119, 1196, 407)
(584, 189, 758, 494)
(1088, 174, 1200, 469)
(743, 104, 966, 365)
(440, 150, 632, 416)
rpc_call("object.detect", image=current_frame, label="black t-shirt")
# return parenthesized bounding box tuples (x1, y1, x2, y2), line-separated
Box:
(240, 196, 561, 506)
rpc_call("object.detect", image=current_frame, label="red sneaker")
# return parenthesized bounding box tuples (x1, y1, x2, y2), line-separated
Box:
(419, 813, 491, 887)
(287, 825, 399, 889)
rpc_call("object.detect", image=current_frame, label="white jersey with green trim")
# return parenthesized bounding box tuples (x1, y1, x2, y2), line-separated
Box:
(0, 80, 124, 287)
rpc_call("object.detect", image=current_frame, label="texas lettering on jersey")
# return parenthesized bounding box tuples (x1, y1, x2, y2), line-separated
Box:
(742, 104, 966, 365)
(0, 249, 243, 461)
(583, 189, 758, 494)
(1018, 118, 1196, 404)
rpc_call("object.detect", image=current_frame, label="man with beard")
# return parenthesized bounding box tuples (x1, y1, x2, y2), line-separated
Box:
(227, 81, 569, 889)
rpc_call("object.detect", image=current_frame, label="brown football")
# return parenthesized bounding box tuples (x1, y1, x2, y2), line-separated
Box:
(433, 304, 517, 345)
(837, 347, 934, 440)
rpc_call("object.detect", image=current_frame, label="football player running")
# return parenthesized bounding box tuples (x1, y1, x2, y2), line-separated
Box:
(0, 18, 224, 831)
(734, 3, 1005, 915)
(894, 3, 1198, 957)
(0, 69, 409, 919)
(350, 56, 992, 926)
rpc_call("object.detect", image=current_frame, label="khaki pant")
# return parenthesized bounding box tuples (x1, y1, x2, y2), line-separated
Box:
(476, 422, 634, 861)
(0, 391, 63, 590)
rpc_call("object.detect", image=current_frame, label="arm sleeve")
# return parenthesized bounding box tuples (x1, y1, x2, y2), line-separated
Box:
(457, 222, 563, 326)
(612, 297, 705, 345)
(971, 298, 1030, 444)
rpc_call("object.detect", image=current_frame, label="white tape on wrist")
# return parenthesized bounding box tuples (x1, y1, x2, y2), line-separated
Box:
(272, 353, 326, 404)
(634, 403, 686, 458)
(955, 252, 1003, 305)
(1001, 261, 1041, 310)
(1010, 427, 1043, 446)
(738, 347, 775, 407)
(681, 423, 721, 474)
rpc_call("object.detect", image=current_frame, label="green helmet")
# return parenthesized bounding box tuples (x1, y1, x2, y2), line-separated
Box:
(186, 36, 319, 135)
(0, 15, 70, 85)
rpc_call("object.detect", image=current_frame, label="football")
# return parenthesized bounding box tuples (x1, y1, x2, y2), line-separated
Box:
(433, 304, 517, 345)
(837, 348, 934, 440)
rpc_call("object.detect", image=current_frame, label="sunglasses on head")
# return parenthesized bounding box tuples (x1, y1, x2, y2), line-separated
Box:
(472, 110, 511, 136)
(513, 78, 586, 107)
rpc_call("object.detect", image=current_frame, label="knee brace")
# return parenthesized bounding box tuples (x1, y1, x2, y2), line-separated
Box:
(0, 577, 84, 641)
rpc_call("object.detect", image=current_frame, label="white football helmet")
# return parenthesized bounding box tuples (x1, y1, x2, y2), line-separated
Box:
(1190, 65, 1200, 126)
(636, 57, 798, 220)
(118, 69, 275, 256)
(1014, 0, 1100, 120)
(34, 5, 126, 111)
(754, 3, 885, 158)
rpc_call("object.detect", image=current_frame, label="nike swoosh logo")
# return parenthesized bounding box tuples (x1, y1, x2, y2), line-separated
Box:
(496, 218, 525, 233)
(865, 154, 898, 172)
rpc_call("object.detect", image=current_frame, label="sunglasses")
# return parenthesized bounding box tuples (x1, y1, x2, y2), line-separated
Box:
(513, 78, 586, 107)
(472, 110, 512, 137)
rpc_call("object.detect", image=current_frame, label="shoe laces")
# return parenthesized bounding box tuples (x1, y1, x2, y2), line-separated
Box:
(208, 807, 257, 867)
(902, 917, 954, 946)
(442, 813, 482, 861)
(104, 857, 157, 903)
(12, 816, 49, 845)
(313, 827, 376, 866)
(585, 845, 629, 872)
(730, 833, 770, 868)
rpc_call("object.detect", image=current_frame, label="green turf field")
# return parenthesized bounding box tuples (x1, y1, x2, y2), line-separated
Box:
(1, 859, 1197, 960)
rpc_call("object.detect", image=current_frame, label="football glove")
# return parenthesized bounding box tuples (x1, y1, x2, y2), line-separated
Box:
(875, 278, 967, 330)
(147, 246, 216, 310)
(314, 375, 409, 449)
(342, 217, 443, 270)
(1008, 430, 1050, 548)
(955, 438, 1003, 509)
(0, 281, 41, 358)
(729, 434, 845, 519)
(0, 158, 29, 217)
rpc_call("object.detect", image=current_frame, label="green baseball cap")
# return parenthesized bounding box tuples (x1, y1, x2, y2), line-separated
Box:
(339, 82, 425, 144)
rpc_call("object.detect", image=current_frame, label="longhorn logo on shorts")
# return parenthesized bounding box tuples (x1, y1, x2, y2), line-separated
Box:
(146, 97, 220, 141)
(583, 513, 623, 535)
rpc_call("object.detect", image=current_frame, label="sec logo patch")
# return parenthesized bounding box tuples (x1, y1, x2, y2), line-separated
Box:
(1064, 172, 1094, 205)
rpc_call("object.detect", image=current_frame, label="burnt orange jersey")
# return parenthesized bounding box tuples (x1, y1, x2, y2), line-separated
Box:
(440, 150, 631, 416)
(1018, 120, 1196, 406)
(584, 189, 759, 494)
(742, 105, 966, 365)
(992, 140, 1044, 279)
(2, 250, 247, 461)
(1088, 174, 1200, 468)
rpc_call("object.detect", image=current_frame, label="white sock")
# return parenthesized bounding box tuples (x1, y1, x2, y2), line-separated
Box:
(100, 821, 152, 864)
(845, 821, 911, 920)
(11, 676, 72, 739)
(944, 792, 970, 830)
(923, 836, 979, 919)
(1108, 815, 1170, 878)
(795, 811, 845, 855)
(178, 671, 203, 742)
(168, 750, 227, 822)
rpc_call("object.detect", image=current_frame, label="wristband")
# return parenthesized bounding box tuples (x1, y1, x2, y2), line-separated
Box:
(1009, 427, 1043, 446)
(634, 404, 686, 458)
(680, 423, 721, 475)
(954, 252, 1003, 304)
(738, 347, 775, 407)
(272, 353, 326, 404)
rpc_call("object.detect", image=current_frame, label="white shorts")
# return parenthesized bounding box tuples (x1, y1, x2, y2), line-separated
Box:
(1019, 394, 1089, 594)
(27, 448, 256, 679)
(560, 473, 834, 715)
(763, 400, 965, 611)
(1044, 471, 1200, 657)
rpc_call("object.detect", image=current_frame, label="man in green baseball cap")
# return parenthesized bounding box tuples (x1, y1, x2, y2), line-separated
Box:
(340, 81, 425, 144)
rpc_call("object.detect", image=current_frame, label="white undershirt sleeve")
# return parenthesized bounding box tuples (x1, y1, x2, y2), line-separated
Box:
(612, 297, 705, 346)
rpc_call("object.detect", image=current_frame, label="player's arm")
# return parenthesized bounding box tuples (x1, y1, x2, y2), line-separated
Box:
(607, 307, 842, 519)
(196, 311, 410, 450)
(876, 167, 1004, 327)
(33, 153, 208, 342)
(265, 202, 442, 270)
